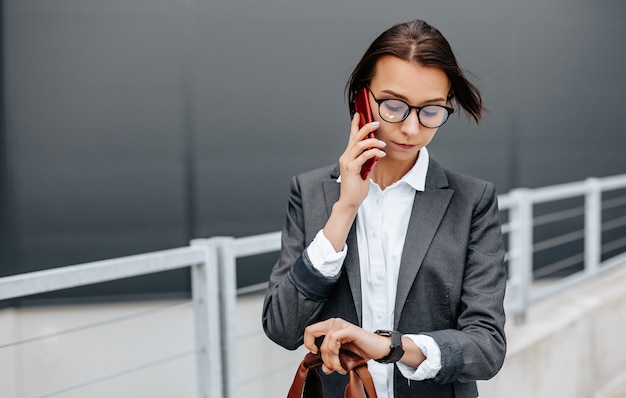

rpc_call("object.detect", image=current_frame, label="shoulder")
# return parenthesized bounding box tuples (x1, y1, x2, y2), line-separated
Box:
(429, 158, 498, 206)
(285, 164, 339, 206)
(428, 158, 493, 188)
(292, 164, 339, 186)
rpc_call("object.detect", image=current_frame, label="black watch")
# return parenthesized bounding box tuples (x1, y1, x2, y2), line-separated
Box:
(374, 330, 404, 364)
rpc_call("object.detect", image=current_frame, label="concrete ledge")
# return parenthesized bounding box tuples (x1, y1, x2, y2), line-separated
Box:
(0, 308, 18, 398)
(479, 264, 626, 398)
(593, 368, 626, 398)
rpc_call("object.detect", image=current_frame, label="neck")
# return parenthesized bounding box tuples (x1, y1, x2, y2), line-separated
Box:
(370, 154, 418, 189)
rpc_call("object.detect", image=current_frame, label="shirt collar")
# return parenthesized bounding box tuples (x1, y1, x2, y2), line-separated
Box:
(335, 146, 429, 192)
(401, 146, 429, 192)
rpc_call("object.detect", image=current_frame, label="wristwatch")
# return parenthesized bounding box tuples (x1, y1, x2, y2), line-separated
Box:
(374, 330, 404, 364)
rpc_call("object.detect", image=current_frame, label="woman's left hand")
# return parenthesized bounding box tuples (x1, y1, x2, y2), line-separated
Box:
(303, 318, 391, 374)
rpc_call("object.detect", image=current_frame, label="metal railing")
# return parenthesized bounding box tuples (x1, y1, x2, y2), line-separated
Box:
(0, 244, 223, 398)
(498, 175, 626, 323)
(1, 174, 626, 397)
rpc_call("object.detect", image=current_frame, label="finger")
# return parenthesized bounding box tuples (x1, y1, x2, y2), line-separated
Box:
(349, 112, 361, 137)
(351, 137, 386, 157)
(304, 318, 351, 374)
(342, 149, 385, 179)
(320, 334, 342, 354)
(355, 147, 387, 166)
(356, 122, 380, 143)
(344, 136, 386, 169)
(350, 118, 380, 142)
(303, 320, 332, 353)
(321, 364, 346, 375)
(320, 343, 347, 374)
(319, 331, 349, 374)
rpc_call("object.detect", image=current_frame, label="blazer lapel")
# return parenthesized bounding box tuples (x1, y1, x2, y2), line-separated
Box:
(394, 160, 453, 328)
(322, 166, 363, 325)
(321, 162, 452, 328)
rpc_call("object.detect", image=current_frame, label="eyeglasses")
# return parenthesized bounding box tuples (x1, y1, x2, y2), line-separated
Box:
(368, 89, 454, 128)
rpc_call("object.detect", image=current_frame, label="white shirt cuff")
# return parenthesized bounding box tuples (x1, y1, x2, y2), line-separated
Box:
(305, 229, 347, 278)
(396, 334, 442, 381)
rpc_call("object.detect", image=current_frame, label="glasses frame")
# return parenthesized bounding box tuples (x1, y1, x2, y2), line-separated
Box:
(368, 89, 455, 128)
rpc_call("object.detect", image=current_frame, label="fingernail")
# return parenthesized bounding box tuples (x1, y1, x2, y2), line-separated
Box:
(378, 140, 386, 147)
(371, 121, 380, 127)
(378, 150, 386, 157)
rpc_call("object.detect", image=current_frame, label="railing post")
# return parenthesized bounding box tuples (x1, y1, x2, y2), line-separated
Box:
(212, 237, 238, 398)
(584, 177, 601, 276)
(191, 239, 223, 398)
(508, 188, 533, 324)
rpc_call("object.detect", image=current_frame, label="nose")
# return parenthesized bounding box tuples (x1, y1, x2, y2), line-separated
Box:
(400, 108, 421, 136)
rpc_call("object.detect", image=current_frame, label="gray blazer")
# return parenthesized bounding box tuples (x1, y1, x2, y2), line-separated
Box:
(263, 158, 507, 398)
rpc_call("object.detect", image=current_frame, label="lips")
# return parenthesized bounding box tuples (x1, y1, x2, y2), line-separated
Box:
(394, 142, 416, 149)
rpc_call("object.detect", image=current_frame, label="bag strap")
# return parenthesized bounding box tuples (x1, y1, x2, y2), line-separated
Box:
(287, 352, 322, 398)
(339, 350, 378, 398)
(287, 349, 378, 398)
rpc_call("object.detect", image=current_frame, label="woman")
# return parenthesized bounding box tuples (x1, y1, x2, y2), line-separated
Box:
(263, 19, 506, 398)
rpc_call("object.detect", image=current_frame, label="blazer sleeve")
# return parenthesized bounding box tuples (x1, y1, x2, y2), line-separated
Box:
(423, 181, 507, 384)
(262, 173, 339, 350)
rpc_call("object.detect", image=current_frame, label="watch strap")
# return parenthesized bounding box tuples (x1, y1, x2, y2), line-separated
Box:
(374, 330, 404, 364)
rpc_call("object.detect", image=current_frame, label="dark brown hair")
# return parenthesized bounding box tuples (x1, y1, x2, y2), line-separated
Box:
(346, 20, 484, 123)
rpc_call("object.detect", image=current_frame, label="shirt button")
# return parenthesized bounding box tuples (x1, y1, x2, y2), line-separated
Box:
(372, 231, 378, 238)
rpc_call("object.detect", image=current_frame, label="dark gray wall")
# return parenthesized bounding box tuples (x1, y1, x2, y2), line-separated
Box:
(2, 0, 626, 299)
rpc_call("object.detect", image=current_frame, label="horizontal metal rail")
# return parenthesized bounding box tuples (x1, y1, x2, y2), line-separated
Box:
(602, 195, 626, 210)
(533, 206, 585, 227)
(533, 229, 584, 253)
(603, 215, 626, 232)
(603, 236, 626, 254)
(0, 247, 205, 301)
(232, 231, 282, 257)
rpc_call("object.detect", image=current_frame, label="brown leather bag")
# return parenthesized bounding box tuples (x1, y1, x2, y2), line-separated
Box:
(287, 349, 378, 398)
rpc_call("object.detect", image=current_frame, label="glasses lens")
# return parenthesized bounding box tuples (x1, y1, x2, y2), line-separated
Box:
(379, 99, 409, 123)
(419, 105, 449, 128)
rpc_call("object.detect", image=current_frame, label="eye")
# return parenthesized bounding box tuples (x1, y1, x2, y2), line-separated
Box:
(380, 99, 408, 114)
(420, 106, 445, 119)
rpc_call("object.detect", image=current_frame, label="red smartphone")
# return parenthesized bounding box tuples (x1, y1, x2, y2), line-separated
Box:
(353, 87, 377, 179)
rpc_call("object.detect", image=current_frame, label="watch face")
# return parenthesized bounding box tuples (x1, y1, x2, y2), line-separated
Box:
(374, 330, 404, 364)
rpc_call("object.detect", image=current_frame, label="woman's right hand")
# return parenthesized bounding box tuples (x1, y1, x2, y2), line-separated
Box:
(337, 113, 386, 208)
(322, 113, 385, 252)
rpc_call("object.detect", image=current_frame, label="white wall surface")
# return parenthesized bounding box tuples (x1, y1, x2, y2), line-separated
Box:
(0, 295, 305, 398)
(1, 264, 625, 398)
(0, 300, 198, 398)
(479, 264, 626, 398)
(0, 308, 19, 397)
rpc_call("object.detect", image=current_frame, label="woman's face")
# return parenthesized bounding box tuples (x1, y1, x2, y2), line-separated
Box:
(368, 55, 451, 165)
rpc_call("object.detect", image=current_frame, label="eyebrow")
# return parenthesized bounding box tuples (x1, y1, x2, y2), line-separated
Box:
(379, 89, 447, 104)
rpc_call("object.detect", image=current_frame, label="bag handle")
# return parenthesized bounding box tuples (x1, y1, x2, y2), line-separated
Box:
(287, 349, 378, 398)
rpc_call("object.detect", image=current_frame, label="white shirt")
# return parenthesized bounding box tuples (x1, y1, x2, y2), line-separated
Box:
(306, 147, 442, 398)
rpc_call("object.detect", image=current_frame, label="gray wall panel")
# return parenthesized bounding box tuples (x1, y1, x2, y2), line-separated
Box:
(2, 0, 625, 297)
